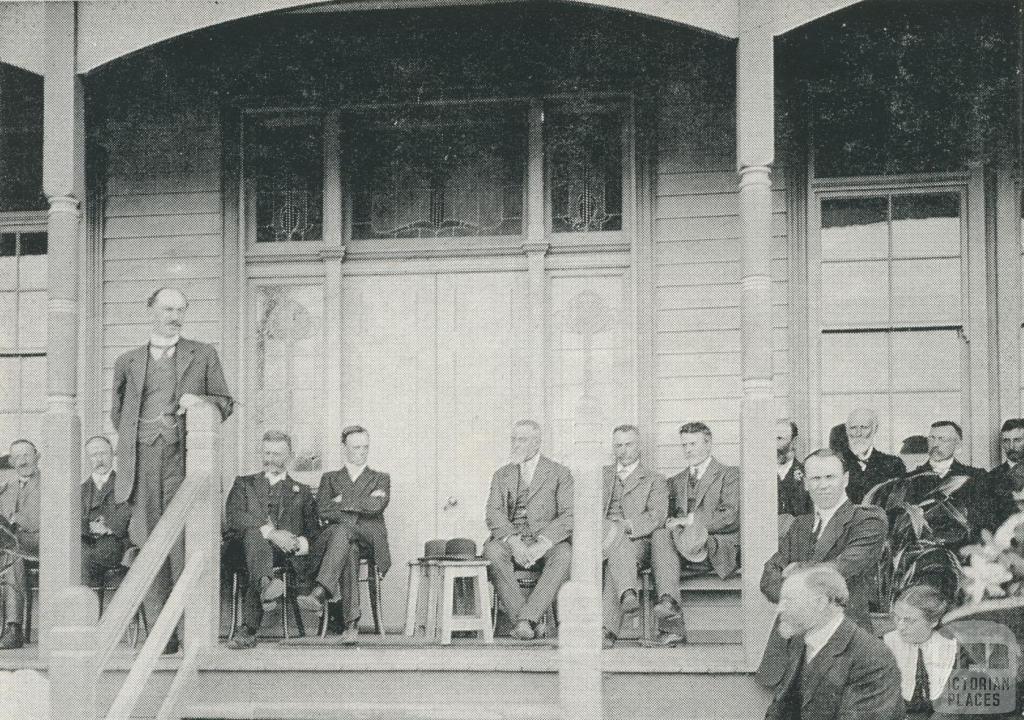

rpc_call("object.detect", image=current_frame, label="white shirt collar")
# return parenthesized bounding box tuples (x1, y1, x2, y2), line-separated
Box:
(150, 334, 180, 348)
(345, 464, 366, 482)
(689, 456, 713, 481)
(91, 470, 113, 489)
(930, 457, 955, 477)
(803, 612, 844, 663)
(778, 458, 794, 480)
(617, 460, 639, 479)
(884, 630, 958, 701)
(520, 453, 541, 486)
(814, 499, 846, 534)
(266, 471, 286, 486)
(854, 446, 875, 465)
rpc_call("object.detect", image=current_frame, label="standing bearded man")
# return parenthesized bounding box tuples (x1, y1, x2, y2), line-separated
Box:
(112, 287, 234, 653)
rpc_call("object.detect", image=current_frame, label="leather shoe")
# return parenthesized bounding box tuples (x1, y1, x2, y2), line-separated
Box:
(0, 623, 23, 650)
(510, 620, 536, 641)
(297, 584, 328, 612)
(602, 629, 617, 649)
(652, 596, 680, 620)
(620, 589, 640, 614)
(227, 627, 258, 650)
(659, 631, 687, 646)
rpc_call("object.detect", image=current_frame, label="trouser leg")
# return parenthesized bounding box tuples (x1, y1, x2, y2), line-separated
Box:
(0, 557, 24, 624)
(483, 538, 525, 623)
(519, 541, 571, 625)
(650, 528, 682, 605)
(241, 528, 276, 632)
(81, 536, 124, 587)
(603, 536, 648, 633)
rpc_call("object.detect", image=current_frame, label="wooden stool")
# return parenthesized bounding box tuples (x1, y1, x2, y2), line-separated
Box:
(404, 559, 432, 637)
(424, 559, 493, 645)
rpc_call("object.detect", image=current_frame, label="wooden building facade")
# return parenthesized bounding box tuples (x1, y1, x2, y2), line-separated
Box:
(0, 0, 1020, 717)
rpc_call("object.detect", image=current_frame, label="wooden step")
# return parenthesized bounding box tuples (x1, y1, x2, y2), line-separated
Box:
(179, 701, 560, 720)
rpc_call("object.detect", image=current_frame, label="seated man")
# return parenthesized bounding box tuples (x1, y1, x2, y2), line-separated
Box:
(80, 435, 131, 588)
(983, 418, 1024, 532)
(484, 420, 573, 641)
(225, 430, 319, 649)
(756, 448, 887, 689)
(650, 422, 739, 645)
(844, 408, 906, 504)
(0, 439, 40, 649)
(776, 419, 811, 534)
(601, 425, 668, 646)
(299, 425, 390, 645)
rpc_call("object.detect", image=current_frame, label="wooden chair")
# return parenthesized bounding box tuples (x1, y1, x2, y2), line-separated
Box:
(221, 536, 305, 640)
(639, 566, 742, 642)
(319, 554, 385, 638)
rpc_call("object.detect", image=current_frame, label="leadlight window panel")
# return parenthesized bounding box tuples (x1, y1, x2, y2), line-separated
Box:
(347, 106, 525, 239)
(0, 231, 47, 352)
(252, 284, 324, 486)
(245, 114, 323, 243)
(547, 104, 623, 233)
(0, 66, 45, 212)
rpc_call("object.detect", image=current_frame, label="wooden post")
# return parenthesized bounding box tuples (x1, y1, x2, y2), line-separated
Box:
(526, 101, 548, 427)
(184, 403, 220, 649)
(737, 0, 778, 670)
(49, 586, 99, 720)
(40, 0, 85, 658)
(559, 410, 604, 720)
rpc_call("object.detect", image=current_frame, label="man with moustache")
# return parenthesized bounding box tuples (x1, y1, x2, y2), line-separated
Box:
(763, 564, 903, 720)
(225, 431, 319, 649)
(983, 418, 1024, 531)
(600, 425, 668, 646)
(298, 426, 390, 645)
(80, 436, 131, 588)
(0, 440, 41, 649)
(757, 448, 888, 689)
(484, 420, 573, 641)
(111, 287, 234, 653)
(777, 420, 811, 527)
(844, 408, 906, 504)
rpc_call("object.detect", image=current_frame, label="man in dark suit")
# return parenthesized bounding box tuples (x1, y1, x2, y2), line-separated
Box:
(0, 439, 41, 649)
(763, 563, 903, 720)
(844, 408, 906, 504)
(484, 419, 574, 641)
(601, 425, 669, 646)
(650, 422, 740, 644)
(777, 419, 811, 523)
(757, 448, 888, 688)
(298, 425, 390, 644)
(80, 436, 131, 588)
(111, 287, 234, 652)
(225, 431, 319, 649)
(983, 418, 1024, 532)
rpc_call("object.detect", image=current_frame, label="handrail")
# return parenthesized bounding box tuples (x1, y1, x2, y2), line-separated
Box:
(105, 551, 208, 720)
(93, 472, 203, 670)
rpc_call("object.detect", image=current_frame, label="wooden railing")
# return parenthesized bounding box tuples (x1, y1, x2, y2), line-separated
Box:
(49, 404, 221, 720)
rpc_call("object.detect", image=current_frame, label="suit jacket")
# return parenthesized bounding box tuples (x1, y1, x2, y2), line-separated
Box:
(666, 457, 740, 578)
(111, 337, 234, 504)
(757, 501, 888, 687)
(316, 467, 391, 575)
(81, 471, 131, 540)
(225, 472, 320, 544)
(764, 618, 903, 720)
(984, 461, 1023, 532)
(906, 460, 989, 540)
(845, 448, 907, 504)
(486, 455, 574, 545)
(778, 460, 812, 517)
(602, 463, 669, 540)
(0, 473, 40, 538)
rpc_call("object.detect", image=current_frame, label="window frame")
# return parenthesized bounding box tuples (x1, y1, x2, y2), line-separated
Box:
(805, 172, 987, 460)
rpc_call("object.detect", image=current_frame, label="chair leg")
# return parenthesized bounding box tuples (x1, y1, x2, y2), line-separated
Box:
(369, 569, 384, 636)
(287, 572, 305, 638)
(23, 578, 33, 644)
(319, 601, 329, 639)
(228, 572, 239, 641)
(282, 571, 290, 640)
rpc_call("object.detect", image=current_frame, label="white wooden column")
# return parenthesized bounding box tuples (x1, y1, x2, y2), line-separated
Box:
(41, 0, 85, 658)
(525, 100, 548, 427)
(323, 111, 345, 470)
(737, 0, 778, 670)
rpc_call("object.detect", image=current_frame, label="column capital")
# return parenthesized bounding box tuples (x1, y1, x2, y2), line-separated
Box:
(738, 165, 772, 188)
(523, 240, 550, 255)
(47, 194, 81, 216)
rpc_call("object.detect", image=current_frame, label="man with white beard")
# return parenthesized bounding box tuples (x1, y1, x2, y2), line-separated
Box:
(842, 408, 906, 504)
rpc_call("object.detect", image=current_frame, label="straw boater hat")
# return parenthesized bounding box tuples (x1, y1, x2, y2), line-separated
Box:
(672, 520, 709, 564)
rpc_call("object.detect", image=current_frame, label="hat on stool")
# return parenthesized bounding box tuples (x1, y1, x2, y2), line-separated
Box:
(423, 539, 448, 560)
(444, 538, 478, 560)
(672, 520, 709, 564)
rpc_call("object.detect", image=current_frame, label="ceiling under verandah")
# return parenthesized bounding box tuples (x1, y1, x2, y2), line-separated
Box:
(0, 0, 872, 75)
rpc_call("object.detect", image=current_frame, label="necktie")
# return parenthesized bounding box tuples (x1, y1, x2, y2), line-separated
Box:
(909, 646, 931, 711)
(812, 512, 823, 541)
